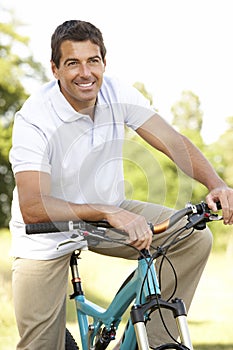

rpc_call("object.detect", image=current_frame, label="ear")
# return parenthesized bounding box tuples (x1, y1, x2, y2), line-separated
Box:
(51, 60, 58, 79)
(103, 58, 107, 71)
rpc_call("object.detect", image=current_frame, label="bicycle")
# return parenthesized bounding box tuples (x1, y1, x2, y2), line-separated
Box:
(26, 201, 222, 350)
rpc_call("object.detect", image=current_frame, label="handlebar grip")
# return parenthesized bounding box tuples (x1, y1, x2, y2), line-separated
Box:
(216, 201, 222, 210)
(152, 207, 190, 234)
(26, 221, 71, 234)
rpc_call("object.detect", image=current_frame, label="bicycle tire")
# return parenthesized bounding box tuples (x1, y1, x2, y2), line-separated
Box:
(65, 328, 79, 350)
(152, 344, 190, 350)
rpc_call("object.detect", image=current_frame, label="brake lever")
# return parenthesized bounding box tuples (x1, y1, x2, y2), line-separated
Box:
(186, 213, 207, 230)
(186, 211, 223, 231)
(208, 213, 223, 221)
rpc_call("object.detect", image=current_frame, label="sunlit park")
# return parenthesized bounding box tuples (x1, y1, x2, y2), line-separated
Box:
(1, 1, 233, 349)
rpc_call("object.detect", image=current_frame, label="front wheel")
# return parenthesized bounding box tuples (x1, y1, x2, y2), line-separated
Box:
(153, 344, 190, 350)
(65, 328, 79, 350)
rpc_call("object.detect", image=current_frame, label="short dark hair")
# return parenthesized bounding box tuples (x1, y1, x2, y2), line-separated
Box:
(51, 20, 107, 68)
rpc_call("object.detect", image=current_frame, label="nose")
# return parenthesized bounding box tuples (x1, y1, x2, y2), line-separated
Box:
(79, 63, 91, 78)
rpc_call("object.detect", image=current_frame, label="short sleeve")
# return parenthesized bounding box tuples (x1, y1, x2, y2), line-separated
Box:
(9, 113, 51, 175)
(116, 80, 156, 130)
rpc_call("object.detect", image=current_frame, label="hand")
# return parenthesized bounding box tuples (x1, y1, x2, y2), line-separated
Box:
(206, 186, 233, 224)
(105, 207, 152, 250)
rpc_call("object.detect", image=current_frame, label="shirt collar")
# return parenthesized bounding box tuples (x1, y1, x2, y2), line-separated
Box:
(49, 80, 90, 122)
(49, 80, 109, 123)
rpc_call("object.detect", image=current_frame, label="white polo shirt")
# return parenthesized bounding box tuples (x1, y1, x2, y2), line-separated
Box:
(9, 76, 155, 259)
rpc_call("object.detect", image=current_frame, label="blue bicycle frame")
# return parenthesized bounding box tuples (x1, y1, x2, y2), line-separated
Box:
(72, 252, 159, 349)
(70, 250, 193, 350)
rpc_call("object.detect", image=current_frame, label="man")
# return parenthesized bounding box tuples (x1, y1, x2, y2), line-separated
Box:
(9, 20, 233, 349)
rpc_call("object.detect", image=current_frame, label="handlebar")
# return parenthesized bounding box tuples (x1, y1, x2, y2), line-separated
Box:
(25, 201, 222, 236)
(152, 201, 222, 233)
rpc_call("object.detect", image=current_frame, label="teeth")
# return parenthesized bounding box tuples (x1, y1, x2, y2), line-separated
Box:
(78, 82, 93, 87)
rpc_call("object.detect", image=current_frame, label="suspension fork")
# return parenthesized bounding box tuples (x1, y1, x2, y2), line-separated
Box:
(131, 297, 193, 350)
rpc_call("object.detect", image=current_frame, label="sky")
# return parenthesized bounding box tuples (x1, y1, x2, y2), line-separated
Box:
(4, 0, 233, 143)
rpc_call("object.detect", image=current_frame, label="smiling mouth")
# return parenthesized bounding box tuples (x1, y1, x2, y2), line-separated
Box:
(76, 82, 94, 88)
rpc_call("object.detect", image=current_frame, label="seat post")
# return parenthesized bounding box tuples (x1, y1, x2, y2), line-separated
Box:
(70, 251, 84, 299)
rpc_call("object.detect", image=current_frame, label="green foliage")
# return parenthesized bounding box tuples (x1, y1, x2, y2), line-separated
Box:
(171, 90, 209, 203)
(171, 90, 203, 133)
(133, 82, 153, 105)
(0, 120, 14, 226)
(213, 116, 233, 187)
(0, 8, 48, 227)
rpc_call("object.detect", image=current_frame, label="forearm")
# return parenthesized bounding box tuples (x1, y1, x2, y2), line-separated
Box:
(19, 194, 119, 224)
(176, 135, 226, 191)
(15, 171, 122, 224)
(16, 169, 152, 248)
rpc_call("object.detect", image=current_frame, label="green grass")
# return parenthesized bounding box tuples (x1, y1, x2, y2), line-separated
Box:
(188, 250, 233, 349)
(1, 228, 233, 349)
(0, 229, 19, 349)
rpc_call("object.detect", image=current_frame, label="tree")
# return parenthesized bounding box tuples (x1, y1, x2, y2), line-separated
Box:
(215, 116, 233, 187)
(171, 90, 204, 147)
(170, 90, 210, 205)
(0, 7, 48, 227)
(133, 82, 153, 105)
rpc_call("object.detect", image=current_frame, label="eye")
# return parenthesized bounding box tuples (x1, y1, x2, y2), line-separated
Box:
(89, 57, 101, 64)
(67, 60, 78, 66)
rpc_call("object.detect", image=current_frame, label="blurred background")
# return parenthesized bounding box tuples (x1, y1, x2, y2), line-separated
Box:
(1, 0, 233, 349)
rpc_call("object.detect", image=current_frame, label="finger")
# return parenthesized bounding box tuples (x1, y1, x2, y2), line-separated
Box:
(223, 192, 233, 225)
(130, 239, 148, 250)
(217, 190, 231, 224)
(129, 230, 152, 250)
(146, 230, 153, 249)
(206, 194, 221, 212)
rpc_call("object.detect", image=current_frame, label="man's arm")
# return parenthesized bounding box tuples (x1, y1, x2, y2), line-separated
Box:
(137, 114, 233, 224)
(16, 171, 152, 249)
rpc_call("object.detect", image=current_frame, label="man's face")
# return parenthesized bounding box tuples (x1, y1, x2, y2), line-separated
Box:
(51, 40, 106, 112)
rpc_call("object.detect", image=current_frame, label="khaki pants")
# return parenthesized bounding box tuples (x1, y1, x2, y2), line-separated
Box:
(12, 200, 213, 349)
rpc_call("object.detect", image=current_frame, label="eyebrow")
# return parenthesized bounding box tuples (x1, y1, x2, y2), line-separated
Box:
(63, 55, 102, 65)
